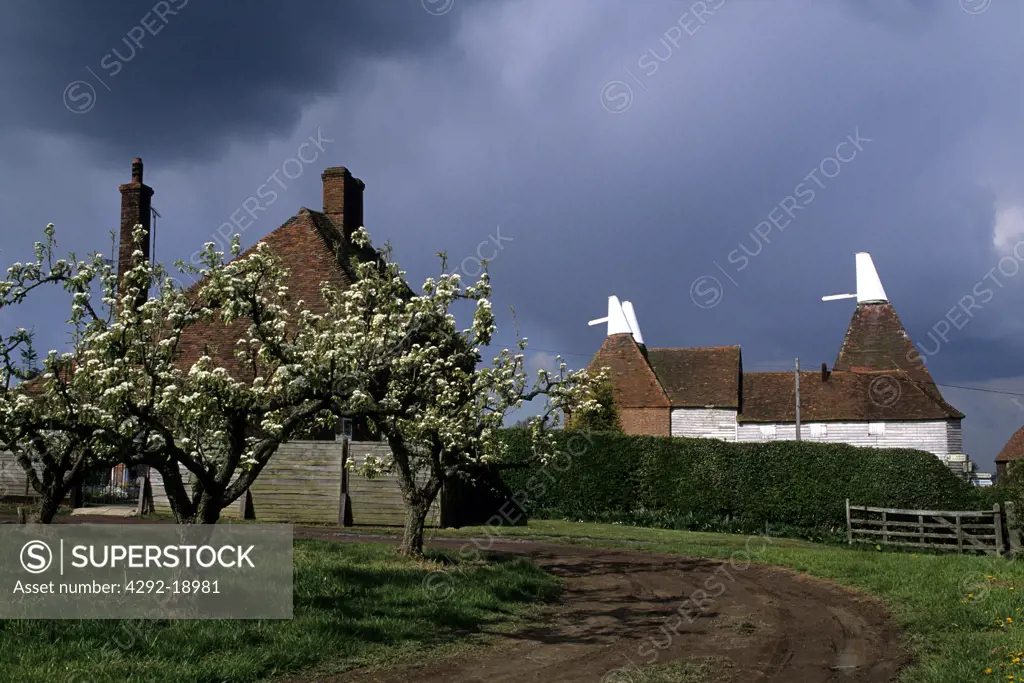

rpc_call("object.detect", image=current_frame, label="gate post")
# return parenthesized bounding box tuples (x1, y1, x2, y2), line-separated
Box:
(1006, 501, 1022, 558)
(338, 437, 350, 527)
(845, 499, 853, 545)
(994, 503, 1004, 557)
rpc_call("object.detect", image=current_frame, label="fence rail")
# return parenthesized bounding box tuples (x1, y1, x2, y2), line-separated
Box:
(846, 499, 1008, 556)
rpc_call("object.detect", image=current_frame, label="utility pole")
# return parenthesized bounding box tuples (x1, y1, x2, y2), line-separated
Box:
(794, 357, 801, 441)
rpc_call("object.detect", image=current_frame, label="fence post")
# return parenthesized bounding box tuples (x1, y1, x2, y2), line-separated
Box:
(135, 466, 154, 517)
(993, 503, 1004, 557)
(882, 510, 889, 545)
(1006, 502, 1022, 558)
(918, 513, 924, 546)
(956, 513, 963, 553)
(338, 437, 349, 527)
(845, 499, 852, 544)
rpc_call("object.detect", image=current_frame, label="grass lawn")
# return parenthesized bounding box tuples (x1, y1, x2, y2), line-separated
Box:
(0, 539, 561, 683)
(409, 519, 1024, 683)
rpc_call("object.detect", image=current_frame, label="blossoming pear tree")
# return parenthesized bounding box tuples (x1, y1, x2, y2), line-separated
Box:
(342, 240, 605, 556)
(0, 224, 604, 543)
(0, 225, 378, 523)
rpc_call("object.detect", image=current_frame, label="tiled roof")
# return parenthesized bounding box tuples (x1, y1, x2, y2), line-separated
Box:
(737, 369, 963, 422)
(996, 425, 1024, 463)
(646, 346, 740, 408)
(174, 208, 377, 379)
(832, 301, 960, 415)
(588, 334, 670, 408)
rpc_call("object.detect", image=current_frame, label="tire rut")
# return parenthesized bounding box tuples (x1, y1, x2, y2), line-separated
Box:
(289, 532, 910, 683)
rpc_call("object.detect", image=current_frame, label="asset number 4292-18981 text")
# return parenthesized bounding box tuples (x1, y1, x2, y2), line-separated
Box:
(124, 580, 220, 594)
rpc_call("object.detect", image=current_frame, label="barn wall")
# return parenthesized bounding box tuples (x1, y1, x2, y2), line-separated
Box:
(734, 420, 957, 457)
(947, 420, 964, 453)
(670, 408, 738, 440)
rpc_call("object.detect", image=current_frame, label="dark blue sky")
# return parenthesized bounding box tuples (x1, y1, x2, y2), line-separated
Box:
(1, 0, 1022, 470)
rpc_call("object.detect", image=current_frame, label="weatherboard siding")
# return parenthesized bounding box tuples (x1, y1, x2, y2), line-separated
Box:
(734, 420, 959, 457)
(670, 408, 738, 441)
(947, 421, 964, 453)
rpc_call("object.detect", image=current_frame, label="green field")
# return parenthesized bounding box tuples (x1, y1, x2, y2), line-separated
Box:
(0, 539, 561, 682)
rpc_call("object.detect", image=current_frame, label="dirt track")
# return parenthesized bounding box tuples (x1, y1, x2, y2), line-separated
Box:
(14, 516, 909, 682)
(294, 529, 910, 683)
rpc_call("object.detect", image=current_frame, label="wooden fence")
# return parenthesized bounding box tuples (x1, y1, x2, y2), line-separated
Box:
(846, 499, 1021, 556)
(147, 439, 440, 527)
(5, 440, 497, 529)
(0, 451, 32, 500)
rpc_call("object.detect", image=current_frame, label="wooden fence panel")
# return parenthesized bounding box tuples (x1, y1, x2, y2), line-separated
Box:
(149, 466, 246, 521)
(148, 441, 345, 524)
(0, 452, 30, 500)
(248, 442, 344, 524)
(347, 442, 439, 527)
(846, 499, 1005, 556)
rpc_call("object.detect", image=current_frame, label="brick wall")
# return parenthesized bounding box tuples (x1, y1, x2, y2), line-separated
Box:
(619, 407, 670, 437)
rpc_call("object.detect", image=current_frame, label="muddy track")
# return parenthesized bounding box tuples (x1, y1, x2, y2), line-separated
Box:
(293, 529, 910, 683)
(10, 516, 910, 682)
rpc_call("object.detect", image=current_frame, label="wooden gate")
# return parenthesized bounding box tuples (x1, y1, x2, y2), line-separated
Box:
(846, 500, 1005, 556)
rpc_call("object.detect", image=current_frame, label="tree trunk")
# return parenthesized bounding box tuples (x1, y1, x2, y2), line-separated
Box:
(399, 500, 432, 556)
(33, 493, 63, 524)
(196, 494, 222, 524)
(31, 481, 70, 524)
(177, 493, 222, 524)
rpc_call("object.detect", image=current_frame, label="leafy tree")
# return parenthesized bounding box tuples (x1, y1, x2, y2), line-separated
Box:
(565, 374, 620, 432)
(1001, 460, 1024, 489)
(344, 247, 603, 555)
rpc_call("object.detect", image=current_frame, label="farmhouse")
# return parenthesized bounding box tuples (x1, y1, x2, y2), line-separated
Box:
(588, 253, 990, 481)
(116, 158, 377, 440)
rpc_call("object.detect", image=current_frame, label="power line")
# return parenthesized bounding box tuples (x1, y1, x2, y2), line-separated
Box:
(496, 343, 1024, 398)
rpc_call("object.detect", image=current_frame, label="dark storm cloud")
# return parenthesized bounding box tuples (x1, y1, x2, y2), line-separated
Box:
(2, 0, 1023, 468)
(0, 0, 455, 163)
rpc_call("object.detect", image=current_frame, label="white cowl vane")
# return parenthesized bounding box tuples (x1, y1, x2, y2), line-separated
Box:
(822, 252, 888, 304)
(589, 295, 644, 344)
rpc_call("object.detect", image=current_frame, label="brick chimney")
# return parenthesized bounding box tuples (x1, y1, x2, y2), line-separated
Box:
(321, 167, 364, 241)
(117, 158, 154, 303)
(821, 362, 830, 382)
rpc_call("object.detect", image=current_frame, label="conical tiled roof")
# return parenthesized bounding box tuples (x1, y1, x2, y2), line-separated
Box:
(996, 425, 1024, 464)
(833, 301, 962, 418)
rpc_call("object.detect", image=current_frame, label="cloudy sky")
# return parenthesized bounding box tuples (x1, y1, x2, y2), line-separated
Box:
(1, 0, 1022, 470)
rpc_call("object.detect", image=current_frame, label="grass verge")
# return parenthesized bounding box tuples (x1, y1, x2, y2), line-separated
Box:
(0, 539, 561, 682)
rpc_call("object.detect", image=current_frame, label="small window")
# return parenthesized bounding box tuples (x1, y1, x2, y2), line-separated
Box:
(868, 422, 885, 436)
(759, 424, 777, 440)
(339, 418, 354, 440)
(809, 423, 827, 438)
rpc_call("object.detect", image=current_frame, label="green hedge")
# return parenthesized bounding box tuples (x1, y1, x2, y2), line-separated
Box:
(496, 429, 980, 535)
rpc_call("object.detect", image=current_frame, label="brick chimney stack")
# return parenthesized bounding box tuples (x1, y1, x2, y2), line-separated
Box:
(321, 167, 364, 242)
(118, 158, 154, 303)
